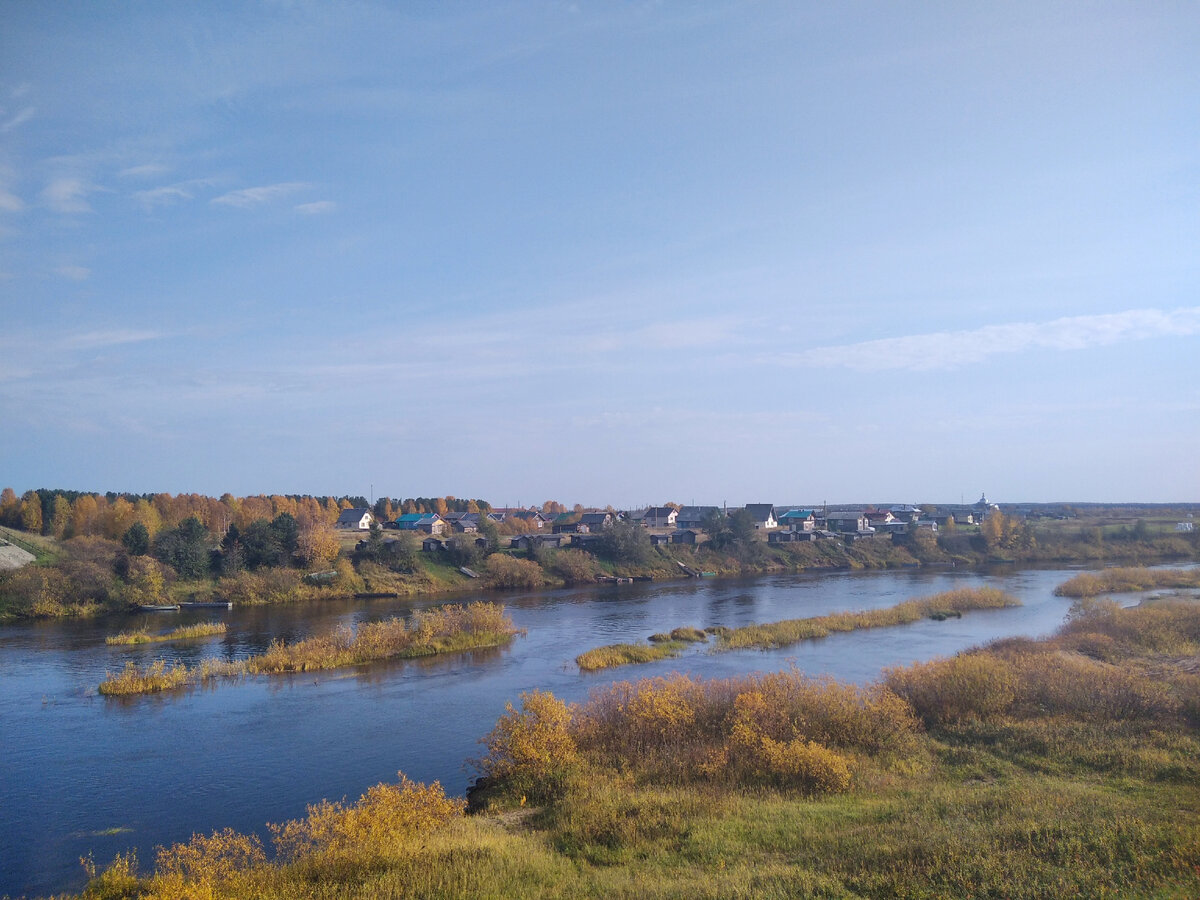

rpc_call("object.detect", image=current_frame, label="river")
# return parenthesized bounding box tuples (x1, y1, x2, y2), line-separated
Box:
(0, 563, 1093, 896)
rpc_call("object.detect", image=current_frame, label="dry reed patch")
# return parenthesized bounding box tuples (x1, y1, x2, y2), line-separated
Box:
(569, 671, 918, 789)
(1054, 567, 1200, 598)
(721, 587, 1019, 651)
(576, 642, 683, 670)
(106, 622, 226, 646)
(99, 602, 518, 694)
(98, 659, 190, 696)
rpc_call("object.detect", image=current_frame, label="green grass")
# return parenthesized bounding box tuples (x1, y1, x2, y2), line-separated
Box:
(0, 525, 61, 564)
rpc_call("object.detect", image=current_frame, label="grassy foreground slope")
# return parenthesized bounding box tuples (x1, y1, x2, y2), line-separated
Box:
(77, 596, 1200, 899)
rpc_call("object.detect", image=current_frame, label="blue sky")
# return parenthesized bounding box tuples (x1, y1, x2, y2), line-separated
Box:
(1, 2, 1197, 506)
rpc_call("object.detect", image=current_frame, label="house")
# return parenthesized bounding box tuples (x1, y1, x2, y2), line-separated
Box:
(743, 504, 779, 530)
(778, 509, 816, 532)
(552, 513, 588, 534)
(676, 506, 722, 530)
(944, 508, 976, 525)
(642, 507, 678, 529)
(649, 533, 672, 546)
(826, 511, 870, 534)
(769, 530, 816, 543)
(579, 512, 614, 531)
(569, 533, 604, 550)
(335, 508, 374, 530)
(510, 510, 548, 529)
(509, 534, 570, 551)
(421, 537, 449, 553)
(443, 512, 481, 533)
(395, 513, 445, 535)
(670, 529, 700, 545)
(888, 504, 923, 522)
(864, 510, 896, 529)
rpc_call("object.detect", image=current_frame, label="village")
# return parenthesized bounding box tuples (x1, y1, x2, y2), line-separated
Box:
(333, 494, 1007, 556)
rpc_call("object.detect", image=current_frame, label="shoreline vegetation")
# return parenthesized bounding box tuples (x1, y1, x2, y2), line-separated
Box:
(77, 595, 1200, 898)
(98, 602, 519, 696)
(1053, 566, 1200, 598)
(1, 490, 1196, 625)
(105, 621, 226, 645)
(576, 587, 1021, 670)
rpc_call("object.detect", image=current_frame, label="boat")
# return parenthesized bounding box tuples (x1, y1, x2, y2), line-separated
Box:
(136, 604, 180, 612)
(177, 601, 234, 610)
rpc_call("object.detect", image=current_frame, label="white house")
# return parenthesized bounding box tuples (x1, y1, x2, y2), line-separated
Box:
(335, 508, 374, 530)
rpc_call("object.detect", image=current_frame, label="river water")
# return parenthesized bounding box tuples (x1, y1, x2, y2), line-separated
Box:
(1, 564, 1093, 896)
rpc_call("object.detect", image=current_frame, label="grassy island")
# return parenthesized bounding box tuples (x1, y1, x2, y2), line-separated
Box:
(577, 587, 1020, 669)
(99, 602, 519, 696)
(105, 622, 227, 645)
(79, 595, 1200, 898)
(1054, 565, 1200, 598)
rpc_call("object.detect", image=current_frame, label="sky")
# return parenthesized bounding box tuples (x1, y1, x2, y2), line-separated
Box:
(1, 1, 1197, 507)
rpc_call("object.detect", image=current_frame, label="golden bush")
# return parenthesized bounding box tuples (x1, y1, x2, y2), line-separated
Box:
(271, 773, 463, 864)
(481, 690, 579, 800)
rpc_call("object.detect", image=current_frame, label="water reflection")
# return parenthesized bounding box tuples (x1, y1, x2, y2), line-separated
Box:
(0, 563, 1128, 897)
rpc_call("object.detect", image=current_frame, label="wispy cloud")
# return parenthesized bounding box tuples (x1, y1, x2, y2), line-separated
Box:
(131, 178, 217, 211)
(60, 329, 166, 350)
(40, 177, 96, 214)
(56, 264, 91, 281)
(1, 106, 35, 132)
(294, 200, 335, 215)
(211, 182, 310, 209)
(783, 307, 1200, 372)
(118, 163, 171, 179)
(0, 188, 22, 213)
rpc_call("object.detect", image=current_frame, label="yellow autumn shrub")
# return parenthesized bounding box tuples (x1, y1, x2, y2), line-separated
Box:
(271, 773, 463, 865)
(481, 689, 579, 800)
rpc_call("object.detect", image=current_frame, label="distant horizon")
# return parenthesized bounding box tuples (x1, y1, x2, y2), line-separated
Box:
(3, 483, 1197, 512)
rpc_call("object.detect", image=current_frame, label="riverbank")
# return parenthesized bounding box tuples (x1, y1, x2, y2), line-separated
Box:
(3, 522, 1194, 624)
(76, 594, 1200, 898)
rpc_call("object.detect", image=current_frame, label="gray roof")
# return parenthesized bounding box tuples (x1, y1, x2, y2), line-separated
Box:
(743, 504, 777, 522)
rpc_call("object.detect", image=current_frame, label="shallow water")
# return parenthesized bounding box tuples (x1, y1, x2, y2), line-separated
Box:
(1, 564, 1092, 896)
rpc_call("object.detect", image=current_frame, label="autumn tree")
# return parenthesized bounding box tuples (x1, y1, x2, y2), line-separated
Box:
(0, 487, 20, 527)
(298, 518, 340, 568)
(70, 494, 101, 536)
(49, 495, 72, 538)
(20, 491, 42, 533)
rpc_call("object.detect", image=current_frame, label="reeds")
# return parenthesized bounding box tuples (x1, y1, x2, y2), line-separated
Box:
(721, 587, 1019, 650)
(98, 602, 519, 695)
(106, 622, 226, 645)
(97, 659, 190, 696)
(576, 641, 685, 671)
(1054, 566, 1200, 598)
